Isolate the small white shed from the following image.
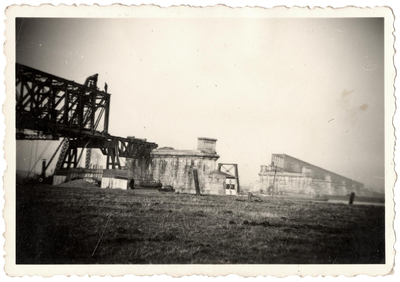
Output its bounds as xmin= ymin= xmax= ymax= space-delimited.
xmin=101 ymin=169 xmax=129 ymax=190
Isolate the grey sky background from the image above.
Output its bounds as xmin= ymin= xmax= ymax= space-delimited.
xmin=15 ymin=17 xmax=385 ymax=190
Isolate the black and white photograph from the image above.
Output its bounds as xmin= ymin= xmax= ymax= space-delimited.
xmin=2 ymin=2 xmax=397 ymax=278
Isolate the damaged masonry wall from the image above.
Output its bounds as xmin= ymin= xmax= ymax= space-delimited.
xmin=127 ymin=138 xmax=220 ymax=194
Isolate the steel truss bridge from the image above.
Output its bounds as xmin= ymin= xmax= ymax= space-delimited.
xmin=16 ymin=63 xmax=158 ymax=172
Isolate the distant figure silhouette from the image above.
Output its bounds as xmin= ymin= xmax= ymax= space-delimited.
xmin=104 ymin=82 xmax=108 ymax=93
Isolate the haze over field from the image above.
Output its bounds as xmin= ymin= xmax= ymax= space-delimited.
xmin=15 ymin=17 xmax=385 ymax=191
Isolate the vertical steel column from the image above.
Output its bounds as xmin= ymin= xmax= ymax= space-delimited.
xmin=64 ymin=90 xmax=69 ymax=125
xmin=77 ymin=90 xmax=83 ymax=133
xmin=106 ymin=141 xmax=121 ymax=170
xmin=91 ymin=92 xmax=96 ymax=134
xmin=104 ymin=95 xmax=110 ymax=134
xmin=55 ymin=138 xmax=70 ymax=172
xmin=85 ymin=148 xmax=91 ymax=168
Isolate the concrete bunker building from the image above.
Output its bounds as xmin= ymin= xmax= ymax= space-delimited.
xmin=127 ymin=137 xmax=234 ymax=194
xmin=259 ymin=154 xmax=364 ymax=196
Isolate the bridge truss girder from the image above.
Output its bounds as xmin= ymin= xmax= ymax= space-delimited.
xmin=60 ymin=136 xmax=158 ymax=170
xmin=15 ymin=63 xmax=158 ymax=171
xmin=16 ymin=63 xmax=110 ymax=138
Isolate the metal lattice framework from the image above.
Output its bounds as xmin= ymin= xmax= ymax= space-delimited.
xmin=16 ymin=63 xmax=158 ymax=170
xmin=16 ymin=63 xmax=110 ymax=138
xmin=218 ymin=163 xmax=240 ymax=192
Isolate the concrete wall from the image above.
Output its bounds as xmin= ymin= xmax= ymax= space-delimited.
xmin=203 ymin=172 xmax=227 ymax=195
xmin=127 ymin=137 xmax=220 ymax=194
xmin=259 ymin=154 xmax=364 ymax=196
xmin=259 ymin=172 xmax=313 ymax=195
xmin=272 ymin=154 xmax=302 ymax=173
xmin=126 ymin=158 xmax=152 ymax=184
xmin=271 ymin=154 xmax=364 ymax=192
xmin=150 ymin=155 xmax=219 ymax=193
xmin=197 ymin=137 xmax=217 ymax=154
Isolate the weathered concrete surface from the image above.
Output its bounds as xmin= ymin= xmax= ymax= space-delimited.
xmin=258 ymin=154 xmax=364 ymax=196
xmin=203 ymin=170 xmax=229 ymax=195
xmin=150 ymin=153 xmax=219 ymax=194
xmin=127 ymin=138 xmax=220 ymax=194
xmin=259 ymin=172 xmax=313 ymax=195
xmin=203 ymin=170 xmax=238 ymax=195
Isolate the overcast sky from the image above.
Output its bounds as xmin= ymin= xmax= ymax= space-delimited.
xmin=15 ymin=17 xmax=385 ymax=190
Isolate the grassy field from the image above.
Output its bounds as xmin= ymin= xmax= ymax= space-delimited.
xmin=16 ymin=183 xmax=385 ymax=264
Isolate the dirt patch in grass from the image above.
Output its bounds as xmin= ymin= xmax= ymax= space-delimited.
xmin=16 ymin=183 xmax=385 ymax=264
